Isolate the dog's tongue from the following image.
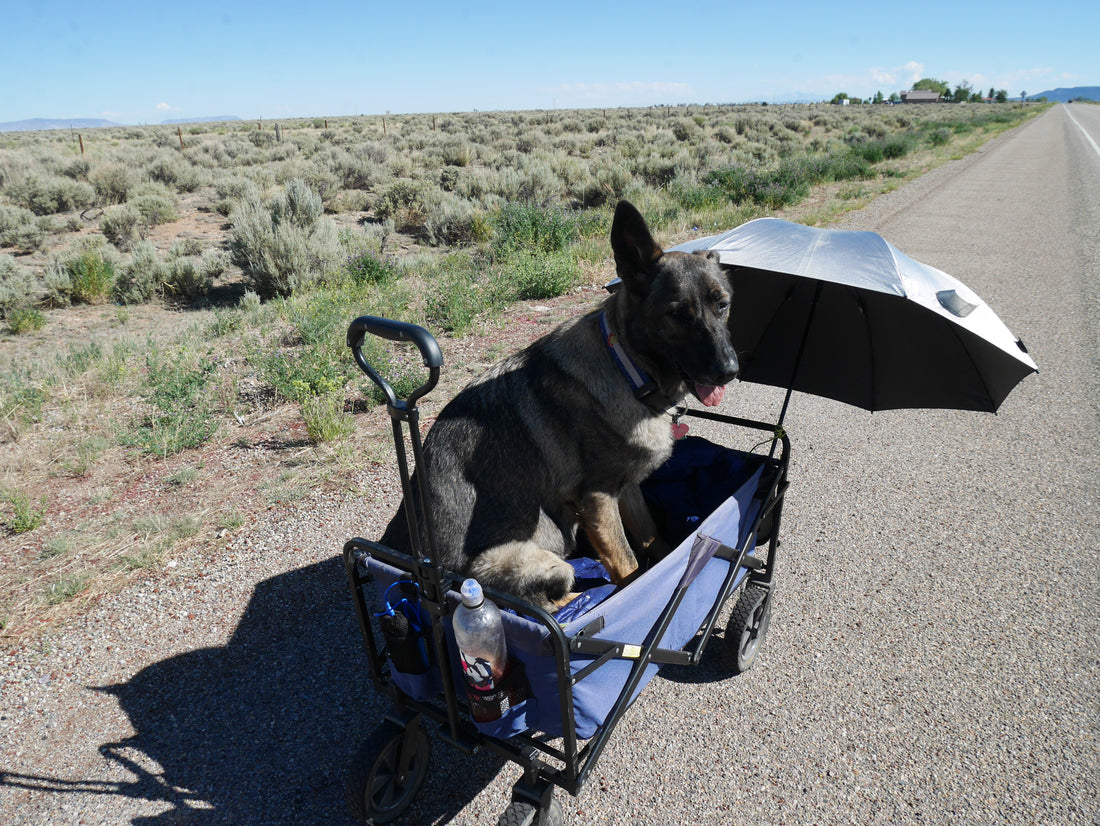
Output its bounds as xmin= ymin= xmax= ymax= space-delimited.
xmin=694 ymin=383 xmax=725 ymax=407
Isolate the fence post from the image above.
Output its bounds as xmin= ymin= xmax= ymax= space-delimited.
xmin=383 ymin=117 xmax=387 ymax=136
xmin=178 ymin=125 xmax=183 ymax=150
xmin=79 ymin=134 xmax=84 ymax=155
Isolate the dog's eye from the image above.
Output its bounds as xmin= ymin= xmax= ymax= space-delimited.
xmin=666 ymin=306 xmax=690 ymax=323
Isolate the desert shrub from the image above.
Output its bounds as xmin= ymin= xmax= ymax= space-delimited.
xmin=101 ymin=204 xmax=142 ymax=249
xmin=818 ymin=151 xmax=872 ymax=182
xmin=165 ymin=240 xmax=200 ymax=262
xmin=492 ymin=202 xmax=577 ymax=257
xmin=229 ymin=178 xmax=343 ymax=297
xmin=515 ymin=132 xmax=546 ymax=154
xmin=129 ymin=183 xmax=179 ymax=225
xmin=150 ymin=129 xmax=177 ymax=149
xmin=438 ymin=167 xmax=460 ymax=192
xmin=0 ymin=254 xmax=38 ymax=316
xmin=252 ymin=341 xmax=347 ymax=402
xmin=669 ymin=176 xmax=724 ymax=211
xmin=2 ymin=488 xmax=47 ymax=534
xmin=375 ymin=180 xmax=428 ymax=230
xmin=330 ymin=189 xmax=373 ymax=214
xmin=293 ymin=163 xmax=341 ymax=203
xmin=632 ymin=152 xmax=680 ymax=188
xmin=148 ymin=153 xmax=203 ymax=192
xmin=63 ymin=240 xmax=116 ymax=304
xmin=163 ymin=249 xmax=225 ymax=299
xmin=162 ymin=257 xmax=207 ymax=300
xmin=89 ymin=163 xmax=135 ymax=204
xmin=239 ymin=289 xmax=262 ymax=315
xmin=249 ymin=129 xmax=278 ymax=148
xmin=322 ymin=147 xmax=382 ymax=190
xmin=423 ymin=254 xmax=502 ymax=334
xmin=671 ymin=119 xmax=700 ymax=142
xmin=572 ymin=165 xmax=631 ymax=209
xmin=43 ymin=259 xmax=73 ymax=306
xmin=270 ymin=176 xmax=323 ymax=226
xmin=213 ymin=176 xmax=262 ymax=216
xmin=881 ymin=133 xmax=916 ymax=159
xmin=497 ymin=160 xmax=561 ymax=204
xmin=440 ymin=140 xmax=473 ymax=167
xmin=0 ymin=204 xmax=45 ymax=252
xmin=301 ymin=392 xmax=354 ymax=443
xmin=10 ymin=174 xmax=95 ymax=215
xmin=422 ymin=193 xmax=485 ymax=246
xmin=927 ymin=127 xmax=951 ymax=146
xmin=62 ymin=157 xmax=91 ymax=180
xmin=115 ymin=241 xmax=168 ymax=304
xmin=346 ymin=250 xmax=398 ymax=285
xmin=6 ymin=306 xmax=46 ymax=334
xmin=500 ymin=249 xmax=577 ymax=300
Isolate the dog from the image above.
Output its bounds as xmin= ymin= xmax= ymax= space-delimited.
xmin=380 ymin=201 xmax=739 ymax=610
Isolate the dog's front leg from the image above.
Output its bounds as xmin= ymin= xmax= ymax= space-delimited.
xmin=619 ymin=483 xmax=671 ymax=561
xmin=578 ymin=491 xmax=638 ymax=585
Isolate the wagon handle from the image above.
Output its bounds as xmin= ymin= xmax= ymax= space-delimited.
xmin=347 ymin=315 xmax=443 ymax=411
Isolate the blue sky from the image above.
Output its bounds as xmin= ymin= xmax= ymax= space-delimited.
xmin=3 ymin=0 xmax=1096 ymax=124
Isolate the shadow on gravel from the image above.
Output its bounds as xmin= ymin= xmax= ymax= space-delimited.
xmin=88 ymin=557 xmax=504 ymax=824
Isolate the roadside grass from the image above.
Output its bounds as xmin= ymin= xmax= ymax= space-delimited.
xmin=2 ymin=487 xmax=47 ymax=534
xmin=0 ymin=101 xmax=1048 ymax=645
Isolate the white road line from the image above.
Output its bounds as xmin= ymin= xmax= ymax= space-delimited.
xmin=1064 ymin=105 xmax=1100 ymax=160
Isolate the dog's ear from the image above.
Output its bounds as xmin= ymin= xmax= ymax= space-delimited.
xmin=693 ymin=249 xmax=722 ymax=265
xmin=611 ymin=201 xmax=662 ymax=290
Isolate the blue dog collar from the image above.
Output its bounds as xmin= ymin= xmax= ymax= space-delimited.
xmin=598 ymin=311 xmax=675 ymax=413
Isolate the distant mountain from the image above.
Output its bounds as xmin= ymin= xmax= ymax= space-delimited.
xmin=161 ymin=116 xmax=242 ymax=125
xmin=1027 ymin=86 xmax=1100 ymax=102
xmin=0 ymin=117 xmax=120 ymax=133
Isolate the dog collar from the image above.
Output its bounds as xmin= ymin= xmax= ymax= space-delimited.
xmin=598 ymin=311 xmax=676 ymax=414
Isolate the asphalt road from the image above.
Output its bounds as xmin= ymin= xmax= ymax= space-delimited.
xmin=2 ymin=104 xmax=1097 ymax=825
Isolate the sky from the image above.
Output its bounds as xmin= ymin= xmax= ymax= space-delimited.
xmin=3 ymin=0 xmax=1097 ymax=124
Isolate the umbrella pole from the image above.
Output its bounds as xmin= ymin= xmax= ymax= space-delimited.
xmin=771 ymin=279 xmax=823 ymax=456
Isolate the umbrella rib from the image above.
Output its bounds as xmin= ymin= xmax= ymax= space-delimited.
xmin=857 ymin=291 xmax=876 ymax=411
xmin=941 ymin=314 xmax=996 ymax=411
xmin=776 ymin=279 xmax=824 ymax=429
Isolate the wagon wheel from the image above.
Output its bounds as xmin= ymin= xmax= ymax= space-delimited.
xmin=497 ymin=794 xmax=564 ymax=826
xmin=346 ymin=720 xmax=431 ymax=824
xmin=721 ymin=585 xmax=772 ymax=674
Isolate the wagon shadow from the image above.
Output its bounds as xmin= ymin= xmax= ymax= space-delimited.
xmin=92 ymin=556 xmax=504 ymax=824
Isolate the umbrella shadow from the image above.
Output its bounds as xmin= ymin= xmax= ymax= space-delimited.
xmin=9 ymin=557 xmax=504 ymax=824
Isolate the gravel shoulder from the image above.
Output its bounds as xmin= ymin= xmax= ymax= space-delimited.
xmin=2 ymin=106 xmax=1098 ymax=825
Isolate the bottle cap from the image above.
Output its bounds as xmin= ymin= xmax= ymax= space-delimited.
xmin=459 ymin=578 xmax=484 ymax=608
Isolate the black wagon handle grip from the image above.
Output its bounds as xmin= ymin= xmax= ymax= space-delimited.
xmin=347 ymin=315 xmax=443 ymax=410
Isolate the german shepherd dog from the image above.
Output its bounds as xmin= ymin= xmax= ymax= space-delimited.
xmin=381 ymin=201 xmax=738 ymax=610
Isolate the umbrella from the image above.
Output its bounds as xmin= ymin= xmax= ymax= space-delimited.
xmin=669 ymin=217 xmax=1037 ymax=422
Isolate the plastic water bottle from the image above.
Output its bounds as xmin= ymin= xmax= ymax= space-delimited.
xmin=453 ymin=578 xmax=512 ymax=722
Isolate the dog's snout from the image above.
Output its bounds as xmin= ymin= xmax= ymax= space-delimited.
xmin=719 ymin=353 xmax=740 ymax=384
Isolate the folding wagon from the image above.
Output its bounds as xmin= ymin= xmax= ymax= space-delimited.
xmin=341 ymin=314 xmax=790 ymax=825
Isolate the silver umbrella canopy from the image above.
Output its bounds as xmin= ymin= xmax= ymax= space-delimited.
xmin=669 ymin=218 xmax=1038 ymax=420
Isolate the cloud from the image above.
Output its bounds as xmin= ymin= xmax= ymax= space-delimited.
xmin=868 ymin=61 xmax=925 ymax=91
xmin=155 ymin=102 xmax=173 ymax=111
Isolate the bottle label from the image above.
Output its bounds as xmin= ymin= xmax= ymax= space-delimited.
xmin=460 ymin=652 xmax=496 ymax=691
xmin=460 ymin=652 xmax=516 ymax=722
